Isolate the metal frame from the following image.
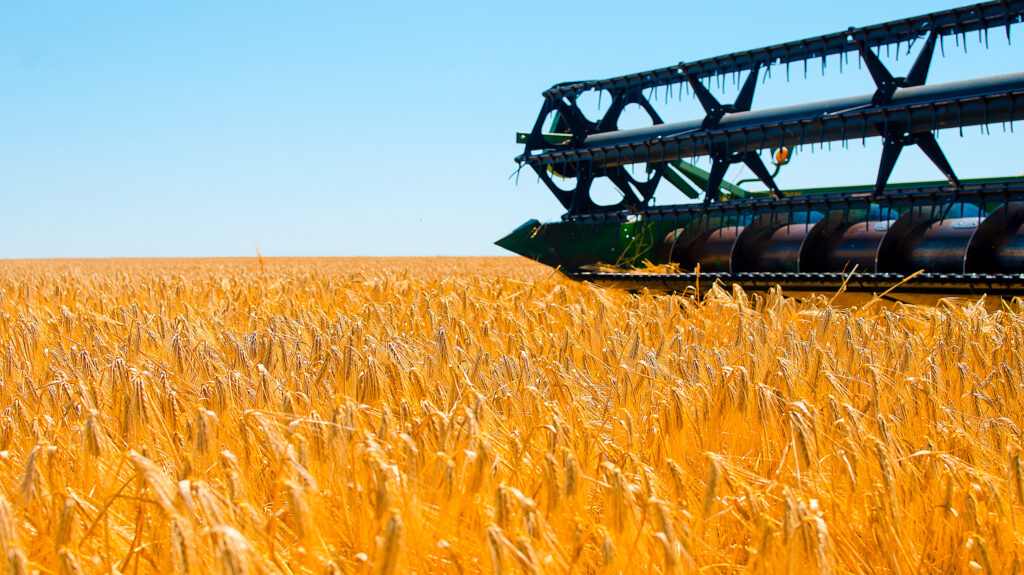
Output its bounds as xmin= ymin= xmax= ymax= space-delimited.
xmin=573 ymin=270 xmax=1024 ymax=297
xmin=518 ymin=1 xmax=1024 ymax=215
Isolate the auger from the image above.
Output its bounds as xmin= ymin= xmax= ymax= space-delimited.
xmin=500 ymin=1 xmax=1024 ymax=297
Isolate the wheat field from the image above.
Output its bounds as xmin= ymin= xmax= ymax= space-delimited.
xmin=0 ymin=257 xmax=1020 ymax=574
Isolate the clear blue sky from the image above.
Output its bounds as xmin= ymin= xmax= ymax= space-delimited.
xmin=2 ymin=1 xmax=1020 ymax=257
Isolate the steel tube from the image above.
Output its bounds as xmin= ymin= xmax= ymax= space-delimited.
xmin=524 ymin=73 xmax=1024 ymax=170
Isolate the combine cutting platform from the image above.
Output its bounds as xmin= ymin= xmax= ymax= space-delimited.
xmin=500 ymin=2 xmax=1024 ymax=297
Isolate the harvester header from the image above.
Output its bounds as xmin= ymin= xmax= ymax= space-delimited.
xmin=500 ymin=1 xmax=1024 ymax=298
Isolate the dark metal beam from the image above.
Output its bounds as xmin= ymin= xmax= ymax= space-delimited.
xmin=519 ymin=72 xmax=1024 ymax=172
xmin=542 ymin=0 xmax=1024 ymax=100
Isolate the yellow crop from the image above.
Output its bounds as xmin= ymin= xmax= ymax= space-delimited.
xmin=0 ymin=257 xmax=1020 ymax=573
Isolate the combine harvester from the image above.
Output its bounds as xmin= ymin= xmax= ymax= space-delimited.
xmin=500 ymin=1 xmax=1024 ymax=298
